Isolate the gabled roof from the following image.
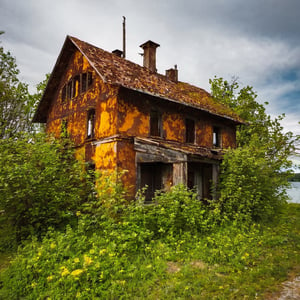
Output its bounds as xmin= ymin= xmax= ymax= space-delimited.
xmin=33 ymin=35 xmax=243 ymax=124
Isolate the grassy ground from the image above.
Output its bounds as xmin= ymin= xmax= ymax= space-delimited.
xmin=0 ymin=203 xmax=299 ymax=299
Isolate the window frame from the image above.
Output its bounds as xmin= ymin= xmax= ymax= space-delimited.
xmin=61 ymin=72 xmax=93 ymax=102
xmin=149 ymin=110 xmax=162 ymax=137
xmin=213 ymin=126 xmax=221 ymax=148
xmin=185 ymin=118 xmax=196 ymax=144
xmin=86 ymin=108 xmax=96 ymax=140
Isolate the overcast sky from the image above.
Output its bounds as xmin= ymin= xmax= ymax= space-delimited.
xmin=1 ymin=0 xmax=300 ymax=141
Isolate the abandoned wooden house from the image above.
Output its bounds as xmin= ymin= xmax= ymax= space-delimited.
xmin=33 ymin=35 xmax=243 ymax=201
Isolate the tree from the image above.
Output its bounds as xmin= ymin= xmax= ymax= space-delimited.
xmin=210 ymin=77 xmax=298 ymax=221
xmin=0 ymin=32 xmax=39 ymax=138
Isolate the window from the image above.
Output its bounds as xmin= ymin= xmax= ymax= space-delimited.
xmin=185 ymin=118 xmax=195 ymax=143
xmin=150 ymin=110 xmax=162 ymax=137
xmin=81 ymin=73 xmax=87 ymax=93
xmin=213 ymin=126 xmax=221 ymax=147
xmin=66 ymin=81 xmax=73 ymax=100
xmin=87 ymin=109 xmax=95 ymax=139
xmin=72 ymin=75 xmax=80 ymax=98
xmin=61 ymin=72 xmax=93 ymax=101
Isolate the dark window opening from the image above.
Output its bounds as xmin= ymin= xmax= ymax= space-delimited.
xmin=67 ymin=81 xmax=73 ymax=100
xmin=87 ymin=109 xmax=96 ymax=139
xmin=139 ymin=163 xmax=173 ymax=202
xmin=87 ymin=72 xmax=93 ymax=89
xmin=81 ymin=73 xmax=87 ymax=93
xmin=150 ymin=110 xmax=162 ymax=137
xmin=185 ymin=118 xmax=195 ymax=143
xmin=213 ymin=126 xmax=221 ymax=147
xmin=188 ymin=163 xmax=212 ymax=200
xmin=62 ymin=86 xmax=67 ymax=102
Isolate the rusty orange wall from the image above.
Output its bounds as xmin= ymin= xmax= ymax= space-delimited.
xmin=46 ymin=50 xmax=118 ymax=145
xmin=221 ymin=126 xmax=236 ymax=148
xmin=117 ymin=98 xmax=148 ymax=136
xmin=163 ymin=113 xmax=185 ymax=142
xmin=196 ymin=118 xmax=213 ymax=148
xmin=94 ymin=141 xmax=117 ymax=172
xmin=116 ymin=139 xmax=136 ymax=196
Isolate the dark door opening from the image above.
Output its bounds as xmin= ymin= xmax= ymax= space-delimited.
xmin=188 ymin=163 xmax=212 ymax=200
xmin=139 ymin=162 xmax=173 ymax=202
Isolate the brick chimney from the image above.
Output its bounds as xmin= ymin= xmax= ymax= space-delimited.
xmin=166 ymin=65 xmax=178 ymax=82
xmin=140 ymin=40 xmax=160 ymax=72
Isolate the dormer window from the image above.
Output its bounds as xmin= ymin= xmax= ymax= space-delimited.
xmin=213 ymin=126 xmax=221 ymax=147
xmin=62 ymin=72 xmax=93 ymax=102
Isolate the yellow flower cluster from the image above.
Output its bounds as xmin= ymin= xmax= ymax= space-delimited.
xmin=84 ymin=255 xmax=93 ymax=266
xmin=71 ymin=269 xmax=84 ymax=277
xmin=60 ymin=266 xmax=70 ymax=277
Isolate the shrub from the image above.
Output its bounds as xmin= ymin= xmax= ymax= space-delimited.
xmin=218 ymin=143 xmax=289 ymax=222
xmin=0 ymin=133 xmax=93 ymax=244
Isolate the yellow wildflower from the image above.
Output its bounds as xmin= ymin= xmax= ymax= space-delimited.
xmin=47 ymin=275 xmax=53 ymax=282
xmin=74 ymin=257 xmax=80 ymax=263
xmin=84 ymin=255 xmax=93 ymax=266
xmin=50 ymin=242 xmax=56 ymax=249
xmin=76 ymin=211 xmax=81 ymax=217
xmin=71 ymin=269 xmax=84 ymax=277
xmin=60 ymin=266 xmax=70 ymax=277
xmin=31 ymin=282 xmax=37 ymax=288
xmin=99 ymin=249 xmax=107 ymax=255
xmin=89 ymin=249 xmax=95 ymax=254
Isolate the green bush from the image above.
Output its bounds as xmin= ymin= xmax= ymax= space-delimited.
xmin=218 ymin=143 xmax=289 ymax=222
xmin=0 ymin=133 xmax=94 ymax=244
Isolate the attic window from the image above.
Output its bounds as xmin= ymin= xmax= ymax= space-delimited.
xmin=185 ymin=118 xmax=195 ymax=143
xmin=150 ymin=110 xmax=162 ymax=137
xmin=61 ymin=72 xmax=93 ymax=102
xmin=213 ymin=126 xmax=221 ymax=147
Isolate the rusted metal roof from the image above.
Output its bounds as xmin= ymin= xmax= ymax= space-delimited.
xmin=33 ymin=35 xmax=243 ymax=124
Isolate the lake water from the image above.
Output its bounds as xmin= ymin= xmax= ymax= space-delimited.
xmin=287 ymin=182 xmax=300 ymax=203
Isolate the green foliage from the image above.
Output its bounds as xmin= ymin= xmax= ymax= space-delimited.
xmin=0 ymin=32 xmax=40 ymax=138
xmin=210 ymin=77 xmax=298 ymax=221
xmin=0 ymin=132 xmax=93 ymax=244
xmin=218 ymin=144 xmax=290 ymax=222
xmin=127 ymin=185 xmax=221 ymax=239
xmin=1 ymin=180 xmax=299 ymax=299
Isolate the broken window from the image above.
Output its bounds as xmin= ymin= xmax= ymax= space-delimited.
xmin=87 ymin=109 xmax=95 ymax=139
xmin=213 ymin=126 xmax=221 ymax=147
xmin=61 ymin=72 xmax=93 ymax=102
xmin=185 ymin=118 xmax=195 ymax=143
xmin=150 ymin=110 xmax=162 ymax=137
